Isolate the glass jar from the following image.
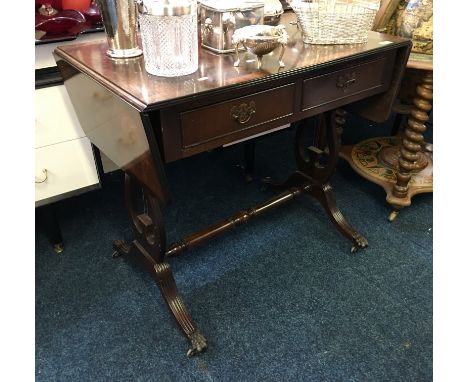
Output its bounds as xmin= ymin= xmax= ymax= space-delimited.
xmin=137 ymin=0 xmax=199 ymax=77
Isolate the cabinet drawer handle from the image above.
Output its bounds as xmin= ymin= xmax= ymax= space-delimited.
xmin=336 ymin=72 xmax=356 ymax=89
xmin=230 ymin=101 xmax=256 ymax=124
xmin=35 ymin=168 xmax=48 ymax=184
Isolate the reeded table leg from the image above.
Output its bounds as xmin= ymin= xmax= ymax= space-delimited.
xmin=115 ymin=174 xmax=207 ymax=356
xmin=307 ymin=182 xmax=368 ymax=253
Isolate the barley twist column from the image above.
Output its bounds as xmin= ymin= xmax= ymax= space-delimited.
xmin=391 ymin=71 xmax=433 ymax=207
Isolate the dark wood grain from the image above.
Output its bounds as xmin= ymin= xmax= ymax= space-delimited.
xmin=302 ymin=53 xmax=394 ymax=112
xmin=180 ymin=83 xmax=295 ymax=149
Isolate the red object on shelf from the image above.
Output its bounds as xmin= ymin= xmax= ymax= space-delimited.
xmin=36 ymin=0 xmax=64 ymax=10
xmin=62 ymin=0 xmax=91 ymax=12
xmin=83 ymin=1 xmax=102 ymax=25
xmin=35 ymin=5 xmax=87 ymax=35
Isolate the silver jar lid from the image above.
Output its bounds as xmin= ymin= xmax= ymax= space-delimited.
xmin=136 ymin=0 xmax=196 ymax=16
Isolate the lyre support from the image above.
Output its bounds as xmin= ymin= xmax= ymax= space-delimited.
xmin=121 ymin=174 xmax=207 ymax=356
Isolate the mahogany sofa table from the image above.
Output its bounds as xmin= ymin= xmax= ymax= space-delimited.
xmin=54 ymin=12 xmax=411 ymax=356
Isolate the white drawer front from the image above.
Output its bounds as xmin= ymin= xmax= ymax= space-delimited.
xmin=35 ymin=85 xmax=86 ymax=148
xmin=35 ymin=138 xmax=99 ymax=204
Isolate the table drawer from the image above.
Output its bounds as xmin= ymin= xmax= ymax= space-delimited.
xmin=301 ymin=52 xmax=395 ymax=111
xmin=35 ymin=138 xmax=99 ymax=206
xmin=180 ymin=83 xmax=295 ymax=149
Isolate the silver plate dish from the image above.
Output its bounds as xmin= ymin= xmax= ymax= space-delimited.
xmin=232 ymin=24 xmax=288 ymax=69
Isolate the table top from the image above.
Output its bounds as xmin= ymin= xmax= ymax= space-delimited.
xmin=54 ymin=12 xmax=410 ymax=112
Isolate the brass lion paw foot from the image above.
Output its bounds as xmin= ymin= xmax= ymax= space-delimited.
xmin=350 ymin=235 xmax=369 ymax=253
xmin=187 ymin=331 xmax=207 ymax=357
xmin=53 ymin=243 xmax=65 ymax=254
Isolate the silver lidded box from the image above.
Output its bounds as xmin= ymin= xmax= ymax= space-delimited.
xmin=199 ymin=0 xmax=265 ymax=53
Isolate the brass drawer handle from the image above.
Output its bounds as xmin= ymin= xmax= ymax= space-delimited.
xmin=336 ymin=72 xmax=356 ymax=89
xmin=230 ymin=101 xmax=256 ymax=124
xmin=35 ymin=168 xmax=48 ymax=184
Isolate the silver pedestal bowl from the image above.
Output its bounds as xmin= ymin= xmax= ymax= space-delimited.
xmin=232 ymin=25 xmax=288 ymax=69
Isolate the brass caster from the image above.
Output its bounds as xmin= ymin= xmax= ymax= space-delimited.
xmin=350 ymin=235 xmax=368 ymax=254
xmin=388 ymin=210 xmax=399 ymax=222
xmin=53 ymin=243 xmax=64 ymax=254
xmin=350 ymin=244 xmax=367 ymax=254
xmin=186 ymin=332 xmax=207 ymax=357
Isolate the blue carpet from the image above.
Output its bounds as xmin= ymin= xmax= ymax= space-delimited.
xmin=35 ymin=115 xmax=432 ymax=381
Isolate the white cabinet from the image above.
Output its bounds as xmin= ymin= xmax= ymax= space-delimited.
xmin=35 ymin=86 xmax=87 ymax=147
xmin=35 ymin=135 xmax=100 ymax=206
xmin=35 ymin=37 xmax=102 ymax=207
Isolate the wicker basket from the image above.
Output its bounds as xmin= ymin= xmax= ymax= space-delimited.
xmin=290 ymin=0 xmax=380 ymax=44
